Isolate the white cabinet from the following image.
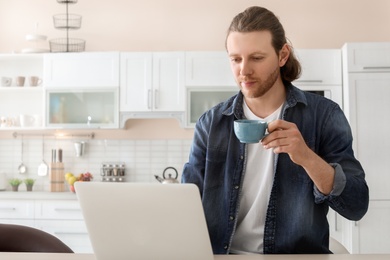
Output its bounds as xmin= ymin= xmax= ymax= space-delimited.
xmin=184 ymin=52 xmax=237 ymax=128
xmin=45 ymin=88 xmax=119 ymax=128
xmin=185 ymin=51 xmax=236 ymax=87
xmin=120 ymin=52 xmax=185 ymax=112
xmin=342 ymin=42 xmax=390 ymax=253
xmin=43 ymin=52 xmax=120 ymax=128
xmin=0 ymin=54 xmax=44 ymax=129
xmin=43 ymin=52 xmax=120 ymax=88
xmin=0 ymin=198 xmax=92 ymax=253
xmin=293 ymin=49 xmax=343 ymax=108
xmin=35 ymin=200 xmax=92 ymax=253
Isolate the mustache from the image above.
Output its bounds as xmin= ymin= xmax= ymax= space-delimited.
xmin=239 ymin=76 xmax=258 ymax=82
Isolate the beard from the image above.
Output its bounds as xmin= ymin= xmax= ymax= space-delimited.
xmin=239 ymin=66 xmax=280 ymax=98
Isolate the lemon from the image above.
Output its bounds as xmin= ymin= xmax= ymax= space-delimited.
xmin=65 ymin=172 xmax=74 ymax=181
xmin=68 ymin=176 xmax=77 ymax=186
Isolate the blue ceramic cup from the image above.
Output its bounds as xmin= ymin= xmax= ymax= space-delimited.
xmin=234 ymin=119 xmax=268 ymax=143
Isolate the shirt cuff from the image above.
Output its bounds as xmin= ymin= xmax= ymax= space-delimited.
xmin=314 ymin=163 xmax=346 ymax=200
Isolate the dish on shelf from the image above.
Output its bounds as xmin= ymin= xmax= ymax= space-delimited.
xmin=21 ymin=48 xmax=50 ymax=53
xmin=25 ymin=34 xmax=47 ymax=41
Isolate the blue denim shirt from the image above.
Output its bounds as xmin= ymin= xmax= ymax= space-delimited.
xmin=182 ymin=84 xmax=369 ymax=254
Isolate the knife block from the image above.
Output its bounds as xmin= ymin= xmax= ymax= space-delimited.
xmin=50 ymin=162 xmax=65 ymax=192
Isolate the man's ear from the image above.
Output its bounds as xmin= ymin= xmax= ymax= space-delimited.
xmin=279 ymin=44 xmax=290 ymax=67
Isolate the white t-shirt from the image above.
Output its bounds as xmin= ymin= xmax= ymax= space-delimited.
xmin=230 ymin=101 xmax=283 ymax=254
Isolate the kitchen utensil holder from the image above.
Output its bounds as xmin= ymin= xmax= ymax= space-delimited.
xmin=50 ymin=0 xmax=85 ymax=52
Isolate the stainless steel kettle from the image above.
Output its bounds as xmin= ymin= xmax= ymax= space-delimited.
xmin=154 ymin=167 xmax=179 ymax=184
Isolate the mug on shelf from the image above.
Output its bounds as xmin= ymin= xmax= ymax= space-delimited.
xmin=15 ymin=76 xmax=25 ymax=87
xmin=19 ymin=114 xmax=35 ymax=127
xmin=1 ymin=77 xmax=12 ymax=87
xmin=29 ymin=76 xmax=42 ymax=87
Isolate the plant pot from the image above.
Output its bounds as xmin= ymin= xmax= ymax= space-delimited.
xmin=26 ymin=184 xmax=33 ymax=192
xmin=11 ymin=185 xmax=19 ymax=192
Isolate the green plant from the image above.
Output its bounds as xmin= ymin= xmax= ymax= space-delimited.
xmin=24 ymin=178 xmax=35 ymax=186
xmin=8 ymin=178 xmax=22 ymax=186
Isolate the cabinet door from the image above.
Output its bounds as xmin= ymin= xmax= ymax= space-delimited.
xmin=344 ymin=73 xmax=390 ymax=200
xmin=294 ymin=49 xmax=342 ymax=85
xmin=35 ymin=220 xmax=92 ymax=253
xmin=120 ymin=52 xmax=153 ymax=112
xmin=46 ymin=88 xmax=119 ymax=128
xmin=153 ymin=52 xmax=185 ymax=111
xmin=0 ymin=200 xmax=35 ymax=219
xmin=35 ymin=200 xmax=84 ymax=220
xmin=352 ymin=201 xmax=390 ymax=253
xmin=185 ymin=51 xmax=236 ymax=87
xmin=44 ymin=52 xmax=120 ymax=87
xmin=343 ymin=42 xmax=390 ymax=72
xmin=120 ymin=52 xmax=185 ymax=112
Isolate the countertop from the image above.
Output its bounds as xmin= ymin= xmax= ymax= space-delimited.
xmin=0 ymin=253 xmax=390 ymax=260
xmin=0 ymin=191 xmax=78 ymax=200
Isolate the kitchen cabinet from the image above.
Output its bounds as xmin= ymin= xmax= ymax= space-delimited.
xmin=35 ymin=200 xmax=92 ymax=253
xmin=184 ymin=51 xmax=237 ymax=128
xmin=0 ymin=198 xmax=92 ymax=253
xmin=43 ymin=52 xmax=120 ymax=128
xmin=293 ymin=49 xmax=343 ymax=108
xmin=342 ymin=42 xmax=390 ymax=253
xmin=45 ymin=88 xmax=119 ymax=128
xmin=43 ymin=52 xmax=120 ymax=88
xmin=185 ymin=51 xmax=236 ymax=87
xmin=0 ymin=54 xmax=44 ymax=129
xmin=120 ymin=52 xmax=185 ymax=112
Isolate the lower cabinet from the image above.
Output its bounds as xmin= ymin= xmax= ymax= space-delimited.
xmin=35 ymin=219 xmax=91 ymax=253
xmin=0 ymin=199 xmax=92 ymax=253
xmin=34 ymin=200 xmax=92 ymax=253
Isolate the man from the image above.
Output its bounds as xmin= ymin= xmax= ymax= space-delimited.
xmin=182 ymin=6 xmax=369 ymax=254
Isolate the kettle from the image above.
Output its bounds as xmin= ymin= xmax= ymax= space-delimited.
xmin=154 ymin=167 xmax=179 ymax=184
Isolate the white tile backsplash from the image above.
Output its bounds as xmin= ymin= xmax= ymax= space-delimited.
xmin=0 ymin=138 xmax=192 ymax=191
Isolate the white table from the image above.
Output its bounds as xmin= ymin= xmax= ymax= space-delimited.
xmin=0 ymin=253 xmax=390 ymax=260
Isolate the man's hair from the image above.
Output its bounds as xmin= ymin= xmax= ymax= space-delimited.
xmin=226 ymin=6 xmax=301 ymax=83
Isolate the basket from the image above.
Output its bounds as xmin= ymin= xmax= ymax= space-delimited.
xmin=49 ymin=38 xmax=85 ymax=52
xmin=53 ymin=14 xmax=82 ymax=30
xmin=57 ymin=0 xmax=78 ymax=4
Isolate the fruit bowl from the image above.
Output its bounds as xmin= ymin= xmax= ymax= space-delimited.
xmin=65 ymin=172 xmax=93 ymax=193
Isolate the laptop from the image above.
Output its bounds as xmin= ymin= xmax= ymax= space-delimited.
xmin=75 ymin=182 xmax=214 ymax=260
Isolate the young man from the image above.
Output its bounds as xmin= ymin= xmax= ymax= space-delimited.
xmin=182 ymin=6 xmax=369 ymax=254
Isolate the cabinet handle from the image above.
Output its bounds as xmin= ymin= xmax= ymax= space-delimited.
xmin=335 ymin=211 xmax=338 ymax=231
xmin=154 ymin=89 xmax=159 ymax=109
xmin=0 ymin=207 xmax=16 ymax=211
xmin=147 ymin=89 xmax=152 ymax=109
xmin=294 ymin=80 xmax=323 ymax=83
xmin=363 ymin=66 xmax=390 ymax=70
xmin=54 ymin=208 xmax=81 ymax=212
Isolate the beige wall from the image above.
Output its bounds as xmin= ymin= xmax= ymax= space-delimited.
xmin=1 ymin=0 xmax=389 ymax=139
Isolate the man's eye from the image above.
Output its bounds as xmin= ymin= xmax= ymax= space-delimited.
xmin=231 ymin=58 xmax=241 ymax=63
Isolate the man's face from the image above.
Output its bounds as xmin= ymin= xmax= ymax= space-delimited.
xmin=226 ymin=31 xmax=285 ymax=99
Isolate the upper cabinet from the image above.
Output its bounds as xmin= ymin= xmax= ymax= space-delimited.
xmin=185 ymin=51 xmax=236 ymax=87
xmin=120 ymin=52 xmax=185 ymax=113
xmin=43 ymin=52 xmax=120 ymax=88
xmin=343 ymin=42 xmax=390 ymax=72
xmin=294 ymin=49 xmax=342 ymax=85
xmin=43 ymin=52 xmax=120 ymax=129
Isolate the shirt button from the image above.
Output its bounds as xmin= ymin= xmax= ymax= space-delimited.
xmin=234 ymin=185 xmax=239 ymax=190
xmin=230 ymin=216 xmax=234 ymax=221
xmin=240 ymin=155 xmax=244 ymax=160
xmin=224 ymin=245 xmax=228 ymax=250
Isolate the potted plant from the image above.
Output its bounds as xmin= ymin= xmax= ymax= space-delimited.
xmin=8 ymin=178 xmax=22 ymax=192
xmin=24 ymin=178 xmax=35 ymax=192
